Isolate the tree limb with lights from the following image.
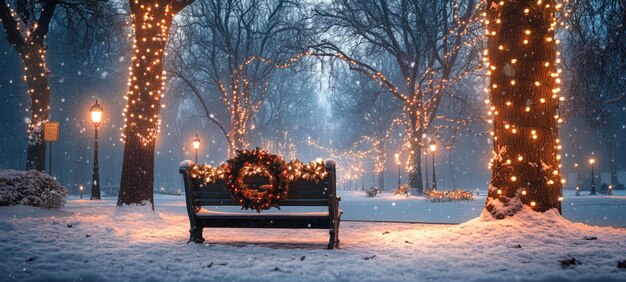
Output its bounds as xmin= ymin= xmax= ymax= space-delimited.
xmin=312 ymin=0 xmax=482 ymax=195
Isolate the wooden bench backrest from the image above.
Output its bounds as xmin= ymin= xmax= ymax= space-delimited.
xmin=181 ymin=160 xmax=336 ymax=207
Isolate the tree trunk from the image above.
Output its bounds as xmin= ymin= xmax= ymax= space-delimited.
xmin=227 ymin=115 xmax=247 ymax=158
xmin=485 ymin=0 xmax=562 ymax=218
xmin=119 ymin=136 xmax=155 ymax=206
xmin=23 ymin=45 xmax=51 ymax=171
xmin=408 ymin=136 xmax=424 ymax=195
xmin=605 ymin=127 xmax=620 ymax=186
xmin=119 ymin=1 xmax=192 ymax=207
xmin=377 ymin=169 xmax=384 ymax=191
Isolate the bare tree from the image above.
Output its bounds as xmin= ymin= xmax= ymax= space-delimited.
xmin=313 ymin=0 xmax=480 ymax=194
xmin=565 ymin=0 xmax=625 ymax=188
xmin=328 ymin=63 xmax=402 ymax=191
xmin=255 ymin=66 xmax=323 ymax=158
xmin=169 ymin=0 xmax=311 ymax=157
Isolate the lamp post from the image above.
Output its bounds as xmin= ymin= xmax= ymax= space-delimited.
xmin=429 ymin=140 xmax=437 ymax=190
xmin=395 ymin=153 xmax=401 ymax=189
xmin=589 ymin=158 xmax=596 ymax=195
xmin=192 ymin=134 xmax=201 ymax=163
xmin=574 ymin=163 xmax=580 ymax=196
xmin=89 ymin=99 xmax=103 ymax=200
xmin=424 ymin=150 xmax=430 ymax=190
xmin=79 ymin=185 xmax=83 ymax=199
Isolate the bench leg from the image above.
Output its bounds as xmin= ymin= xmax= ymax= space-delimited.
xmin=328 ymin=229 xmax=336 ymax=250
xmin=335 ymin=220 xmax=340 ymax=248
xmin=328 ymin=220 xmax=340 ymax=249
xmin=189 ymin=227 xmax=205 ymax=244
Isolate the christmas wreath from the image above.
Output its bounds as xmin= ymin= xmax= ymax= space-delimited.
xmin=224 ymin=148 xmax=289 ymax=212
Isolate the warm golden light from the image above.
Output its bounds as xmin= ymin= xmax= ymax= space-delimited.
xmin=192 ymin=134 xmax=201 ymax=150
xmin=589 ymin=158 xmax=595 ymax=165
xmin=429 ymin=140 xmax=437 ymax=153
xmin=90 ymin=99 xmax=103 ymax=125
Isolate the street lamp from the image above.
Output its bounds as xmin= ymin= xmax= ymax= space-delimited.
xmin=192 ymin=134 xmax=201 ymax=163
xmin=424 ymin=150 xmax=430 ymax=190
xmin=79 ymin=185 xmax=84 ymax=199
xmin=589 ymin=157 xmax=596 ymax=195
xmin=574 ymin=163 xmax=580 ymax=196
xmin=395 ymin=153 xmax=401 ymax=189
xmin=429 ymin=140 xmax=437 ymax=190
xmin=89 ymin=99 xmax=103 ymax=200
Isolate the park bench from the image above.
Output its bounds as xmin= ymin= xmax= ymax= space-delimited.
xmin=179 ymin=159 xmax=342 ymax=249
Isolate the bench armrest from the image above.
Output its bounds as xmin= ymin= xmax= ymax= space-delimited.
xmin=179 ymin=160 xmax=195 ymax=174
xmin=179 ymin=160 xmax=200 ymax=242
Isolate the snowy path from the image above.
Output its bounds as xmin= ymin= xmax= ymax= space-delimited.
xmin=1 ymin=194 xmax=626 ymax=281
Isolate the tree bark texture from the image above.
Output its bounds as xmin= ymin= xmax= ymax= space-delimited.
xmin=485 ymin=0 xmax=562 ymax=218
xmin=24 ymin=44 xmax=50 ymax=171
xmin=605 ymin=127 xmax=621 ymax=186
xmin=377 ymin=169 xmax=384 ymax=191
xmin=408 ymin=130 xmax=424 ymax=195
xmin=118 ymin=0 xmax=193 ymax=207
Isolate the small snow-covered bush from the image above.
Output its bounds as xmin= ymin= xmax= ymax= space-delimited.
xmin=0 ymin=170 xmax=67 ymax=209
xmin=424 ymin=189 xmax=474 ymax=202
xmin=365 ymin=188 xmax=380 ymax=197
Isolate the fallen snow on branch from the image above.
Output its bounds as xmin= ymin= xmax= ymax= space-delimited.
xmin=0 ymin=196 xmax=625 ymax=281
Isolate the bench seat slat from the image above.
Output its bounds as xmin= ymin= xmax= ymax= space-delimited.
xmin=198 ymin=218 xmax=332 ymax=229
xmin=192 ymin=186 xmax=329 ymax=199
xmin=196 ymin=210 xmax=342 ymax=217
xmin=193 ymin=191 xmax=329 ymax=199
xmin=194 ymin=199 xmax=329 ymax=206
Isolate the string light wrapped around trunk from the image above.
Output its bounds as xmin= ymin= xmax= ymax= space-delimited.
xmin=483 ymin=0 xmax=564 ymax=218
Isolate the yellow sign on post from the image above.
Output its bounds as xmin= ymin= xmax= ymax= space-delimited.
xmin=44 ymin=121 xmax=59 ymax=142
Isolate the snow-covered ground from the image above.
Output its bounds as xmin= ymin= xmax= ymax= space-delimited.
xmin=338 ymin=190 xmax=626 ymax=227
xmin=1 ymin=192 xmax=625 ymax=281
